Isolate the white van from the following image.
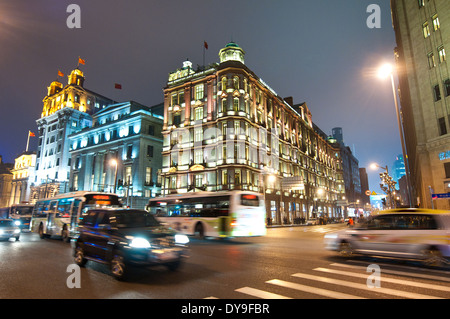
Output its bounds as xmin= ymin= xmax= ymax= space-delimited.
xmin=324 ymin=208 xmax=450 ymax=267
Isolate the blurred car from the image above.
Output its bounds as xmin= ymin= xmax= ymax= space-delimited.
xmin=324 ymin=208 xmax=450 ymax=267
xmin=72 ymin=208 xmax=189 ymax=280
xmin=0 ymin=219 xmax=21 ymax=241
xmin=305 ymin=218 xmax=318 ymax=226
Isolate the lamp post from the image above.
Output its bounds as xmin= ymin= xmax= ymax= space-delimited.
xmin=111 ymin=159 xmax=118 ymax=194
xmin=378 ymin=63 xmax=413 ymax=207
xmin=370 ymin=163 xmax=396 ymax=209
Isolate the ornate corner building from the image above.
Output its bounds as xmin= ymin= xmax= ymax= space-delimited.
xmin=161 ymin=42 xmax=345 ymax=224
xmin=31 ymin=68 xmax=114 ymax=201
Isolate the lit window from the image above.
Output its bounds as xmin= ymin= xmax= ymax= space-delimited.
xmin=432 ymin=15 xmax=440 ymax=31
xmin=438 ymin=46 xmax=446 ymax=63
xmin=195 ymin=84 xmax=204 ymax=100
xmin=233 ymin=98 xmax=239 ymax=111
xmin=423 ymin=22 xmax=430 ymax=38
xmin=194 ymin=106 xmax=203 ymax=121
xmin=194 ymin=128 xmax=203 ymax=142
xmin=221 ymin=77 xmax=227 ymax=91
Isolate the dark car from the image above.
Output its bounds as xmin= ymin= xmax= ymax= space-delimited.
xmin=72 ymin=208 xmax=189 ymax=280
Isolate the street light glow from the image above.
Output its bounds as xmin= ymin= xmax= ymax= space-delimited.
xmin=378 ymin=63 xmax=393 ymax=79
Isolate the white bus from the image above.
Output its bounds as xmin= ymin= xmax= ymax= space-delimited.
xmin=146 ymin=191 xmax=267 ymax=239
xmin=30 ymin=191 xmax=122 ymax=242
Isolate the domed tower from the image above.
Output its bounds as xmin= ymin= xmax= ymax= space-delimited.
xmin=68 ymin=68 xmax=85 ymax=87
xmin=218 ymin=42 xmax=245 ymax=64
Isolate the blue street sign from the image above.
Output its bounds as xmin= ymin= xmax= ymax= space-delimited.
xmin=432 ymin=193 xmax=450 ymax=199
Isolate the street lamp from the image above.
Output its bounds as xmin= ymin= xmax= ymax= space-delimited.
xmin=370 ymin=162 xmax=396 ymax=209
xmin=377 ymin=63 xmax=413 ymax=207
xmin=111 ymin=159 xmax=118 ymax=194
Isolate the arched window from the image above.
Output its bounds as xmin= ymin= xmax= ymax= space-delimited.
xmin=233 ymin=76 xmax=240 ymax=90
xmin=221 ymin=77 xmax=227 ymax=91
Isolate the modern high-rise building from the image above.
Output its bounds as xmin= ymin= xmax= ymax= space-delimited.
xmin=391 ymin=0 xmax=450 ymax=209
xmin=161 ymin=42 xmax=345 ymax=224
xmin=31 ymin=68 xmax=114 ymax=201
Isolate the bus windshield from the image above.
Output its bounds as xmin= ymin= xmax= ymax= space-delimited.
xmin=11 ymin=206 xmax=33 ymax=216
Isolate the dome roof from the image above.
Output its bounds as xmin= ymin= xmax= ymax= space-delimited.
xmin=225 ymin=42 xmax=240 ymax=48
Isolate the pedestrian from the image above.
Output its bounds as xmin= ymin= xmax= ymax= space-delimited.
xmin=347 ymin=217 xmax=354 ymax=227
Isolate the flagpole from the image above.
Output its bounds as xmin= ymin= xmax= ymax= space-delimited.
xmin=26 ymin=132 xmax=30 ymax=152
xmin=203 ymin=43 xmax=205 ymax=70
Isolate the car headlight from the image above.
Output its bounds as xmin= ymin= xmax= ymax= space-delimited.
xmin=14 ymin=229 xmax=20 ymax=234
xmin=14 ymin=221 xmax=21 ymax=226
xmin=0 ymin=230 xmax=3 ymax=235
xmin=175 ymin=234 xmax=189 ymax=245
xmin=129 ymin=237 xmax=151 ymax=249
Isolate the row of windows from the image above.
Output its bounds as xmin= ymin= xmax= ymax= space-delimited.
xmin=422 ymin=14 xmax=440 ymax=38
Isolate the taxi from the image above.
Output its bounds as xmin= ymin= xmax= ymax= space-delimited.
xmin=324 ymin=208 xmax=450 ymax=267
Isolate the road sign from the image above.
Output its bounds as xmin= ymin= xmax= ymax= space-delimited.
xmin=432 ymin=193 xmax=450 ymax=200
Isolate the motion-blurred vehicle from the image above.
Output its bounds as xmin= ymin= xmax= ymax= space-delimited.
xmin=73 ymin=208 xmax=189 ymax=280
xmin=324 ymin=208 xmax=450 ymax=267
xmin=306 ymin=218 xmax=318 ymax=226
xmin=0 ymin=219 xmax=21 ymax=241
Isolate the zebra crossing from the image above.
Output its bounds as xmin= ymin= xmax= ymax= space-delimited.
xmin=205 ymin=261 xmax=450 ymax=299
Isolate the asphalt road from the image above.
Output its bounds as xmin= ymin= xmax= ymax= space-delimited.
xmin=1 ymin=223 xmax=450 ymax=301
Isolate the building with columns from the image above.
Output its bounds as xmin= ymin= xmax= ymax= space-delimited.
xmin=68 ymin=101 xmax=164 ymax=208
xmin=9 ymin=151 xmax=36 ymax=205
xmin=161 ymin=42 xmax=345 ymax=224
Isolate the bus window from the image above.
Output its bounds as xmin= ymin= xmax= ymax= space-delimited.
xmin=57 ymin=198 xmax=72 ymax=218
xmin=70 ymin=199 xmax=82 ymax=230
xmin=49 ymin=201 xmax=58 ymax=213
xmin=240 ymin=194 xmax=260 ymax=206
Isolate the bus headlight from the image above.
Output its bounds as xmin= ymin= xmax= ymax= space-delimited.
xmin=14 ymin=229 xmax=20 ymax=234
xmin=129 ymin=237 xmax=151 ymax=249
xmin=175 ymin=234 xmax=189 ymax=245
xmin=14 ymin=221 xmax=21 ymax=226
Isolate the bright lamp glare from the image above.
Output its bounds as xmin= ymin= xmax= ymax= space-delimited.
xmin=130 ymin=237 xmax=151 ymax=248
xmin=175 ymin=234 xmax=189 ymax=244
xmin=378 ymin=64 xmax=393 ymax=79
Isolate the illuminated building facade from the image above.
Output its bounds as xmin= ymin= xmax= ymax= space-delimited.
xmin=68 ymin=101 xmax=164 ymax=208
xmin=9 ymin=151 xmax=36 ymax=205
xmin=391 ymin=0 xmax=450 ymax=209
xmin=31 ymin=68 xmax=114 ymax=201
xmin=161 ymin=42 xmax=344 ymax=224
xmin=0 ymin=156 xmax=13 ymax=208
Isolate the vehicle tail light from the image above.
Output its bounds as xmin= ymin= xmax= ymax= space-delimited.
xmin=230 ymin=219 xmax=238 ymax=228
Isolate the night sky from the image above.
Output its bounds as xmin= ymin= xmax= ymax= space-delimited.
xmin=0 ymin=0 xmax=399 ymax=194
